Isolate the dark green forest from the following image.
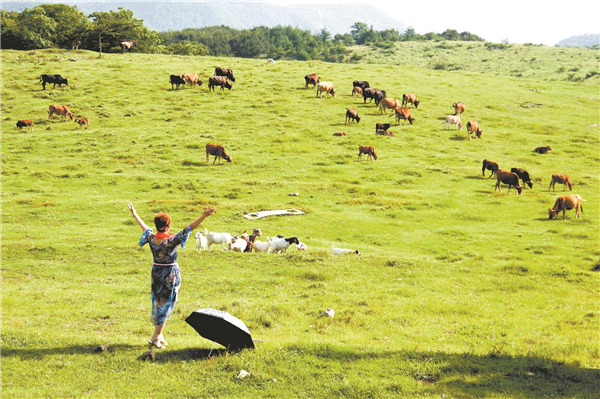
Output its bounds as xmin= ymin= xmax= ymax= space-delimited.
xmin=1 ymin=4 xmax=486 ymax=61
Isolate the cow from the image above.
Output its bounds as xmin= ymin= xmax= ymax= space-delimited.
xmin=352 ymin=80 xmax=370 ymax=94
xmin=510 ymin=168 xmax=533 ymax=188
xmin=75 ymin=117 xmax=90 ymax=129
xmin=316 ymin=82 xmax=336 ymax=98
xmin=466 ymin=120 xmax=482 ymax=140
xmin=208 ymin=76 xmax=232 ymax=91
xmin=352 ymin=86 xmax=363 ymax=97
xmin=71 ymin=40 xmax=81 ymax=50
xmin=548 ymin=195 xmax=583 ymax=220
xmin=534 ymin=146 xmax=553 ymax=154
xmin=345 ymin=109 xmax=360 ymax=124
xmin=358 ymin=146 xmax=377 ymax=161
xmin=40 ymin=74 xmax=68 ymax=90
xmin=402 ymin=93 xmax=420 ymax=108
xmin=169 ymin=75 xmax=186 ymax=90
xmin=363 ymin=88 xmax=378 ymax=103
xmin=120 ymin=41 xmax=137 ymax=54
xmin=48 ymin=105 xmax=74 ymax=122
xmin=495 ymin=170 xmax=523 ymax=195
xmin=391 ymin=107 xmax=415 ymax=125
xmin=183 ymin=73 xmax=202 ymax=88
xmin=482 ymin=159 xmax=499 ymax=178
xmin=549 ymin=174 xmax=573 ymax=191
xmin=453 ymin=102 xmax=465 ymax=116
xmin=376 ymin=130 xmax=395 ymax=137
xmin=215 ymin=67 xmax=236 ymax=82
xmin=333 ymin=132 xmax=347 ymax=136
xmin=443 ymin=115 xmax=463 ymax=130
xmin=304 ymin=74 xmax=320 ymax=89
xmin=375 ymin=123 xmax=391 ymax=133
xmin=206 ymin=143 xmax=232 ymax=164
xmin=16 ymin=119 xmax=33 ymax=132
xmin=373 ymin=90 xmax=387 ymax=106
xmin=378 ymin=98 xmax=401 ymax=114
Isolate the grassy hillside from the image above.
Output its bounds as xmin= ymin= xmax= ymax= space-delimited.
xmin=1 ymin=45 xmax=599 ymax=398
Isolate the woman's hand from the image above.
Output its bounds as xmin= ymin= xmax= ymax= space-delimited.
xmin=128 ymin=203 xmax=136 ymax=215
xmin=203 ymin=207 xmax=217 ymax=217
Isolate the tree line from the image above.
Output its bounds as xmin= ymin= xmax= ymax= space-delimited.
xmin=1 ymin=4 xmax=486 ymax=61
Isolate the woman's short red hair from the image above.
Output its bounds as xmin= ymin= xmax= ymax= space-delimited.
xmin=154 ymin=213 xmax=171 ymax=232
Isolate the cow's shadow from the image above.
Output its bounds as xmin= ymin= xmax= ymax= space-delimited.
xmin=449 ymin=136 xmax=467 ymax=141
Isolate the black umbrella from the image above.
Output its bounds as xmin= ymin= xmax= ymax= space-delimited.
xmin=185 ymin=308 xmax=255 ymax=351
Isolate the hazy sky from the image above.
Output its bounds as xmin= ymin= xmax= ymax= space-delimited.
xmin=269 ymin=0 xmax=599 ymax=45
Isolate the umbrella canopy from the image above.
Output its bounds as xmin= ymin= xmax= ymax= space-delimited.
xmin=185 ymin=308 xmax=255 ymax=351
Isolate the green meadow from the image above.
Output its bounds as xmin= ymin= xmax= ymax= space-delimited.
xmin=1 ymin=42 xmax=599 ymax=398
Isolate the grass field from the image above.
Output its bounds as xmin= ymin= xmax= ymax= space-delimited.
xmin=1 ymin=42 xmax=599 ymax=398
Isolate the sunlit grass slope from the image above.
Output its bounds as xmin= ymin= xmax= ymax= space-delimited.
xmin=1 ymin=45 xmax=599 ymax=398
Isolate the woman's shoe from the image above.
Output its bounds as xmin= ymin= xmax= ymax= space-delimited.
xmin=148 ymin=339 xmax=163 ymax=349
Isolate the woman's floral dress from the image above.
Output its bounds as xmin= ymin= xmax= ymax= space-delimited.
xmin=139 ymin=226 xmax=191 ymax=325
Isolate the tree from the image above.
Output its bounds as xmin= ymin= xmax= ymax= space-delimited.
xmin=36 ymin=4 xmax=90 ymax=49
xmin=402 ymin=27 xmax=416 ymax=41
xmin=350 ymin=22 xmax=371 ymax=44
xmin=88 ymin=8 xmax=150 ymax=56
xmin=319 ymin=28 xmax=332 ymax=44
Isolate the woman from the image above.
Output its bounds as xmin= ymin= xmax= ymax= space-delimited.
xmin=128 ymin=203 xmax=216 ymax=349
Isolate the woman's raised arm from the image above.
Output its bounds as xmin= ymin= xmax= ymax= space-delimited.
xmin=189 ymin=207 xmax=217 ymax=231
xmin=128 ymin=203 xmax=149 ymax=231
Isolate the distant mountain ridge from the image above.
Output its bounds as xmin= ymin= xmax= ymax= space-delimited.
xmin=556 ymin=33 xmax=599 ymax=47
xmin=1 ymin=1 xmax=406 ymax=34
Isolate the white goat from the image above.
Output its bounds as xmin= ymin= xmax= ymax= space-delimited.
xmin=270 ymin=236 xmax=300 ymax=253
xmin=443 ymin=115 xmax=463 ymax=130
xmin=253 ymin=237 xmax=272 ymax=253
xmin=332 ymin=245 xmax=360 ymax=255
xmin=205 ymin=229 xmax=233 ymax=250
xmin=195 ymin=230 xmax=207 ymax=251
xmin=230 ymin=236 xmax=248 ymax=252
xmin=296 ymin=242 xmax=308 ymax=251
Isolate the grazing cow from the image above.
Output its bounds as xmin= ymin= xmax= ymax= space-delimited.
xmin=466 ymin=120 xmax=482 ymax=140
xmin=549 ymin=174 xmax=573 ymax=191
xmin=345 ymin=108 xmax=360 ymax=124
xmin=183 ymin=73 xmax=202 ymax=88
xmin=482 ymin=159 xmax=499 ymax=178
xmin=510 ymin=168 xmax=533 ymax=188
xmin=443 ymin=115 xmax=463 ymax=130
xmin=548 ymin=195 xmax=583 ymax=220
xmin=16 ymin=119 xmax=33 ymax=132
xmin=402 ymin=93 xmax=420 ymax=108
xmin=40 ymin=74 xmax=68 ymax=90
xmin=358 ymin=145 xmax=377 ymax=161
xmin=495 ymin=170 xmax=523 ymax=195
xmin=316 ymin=82 xmax=336 ymax=98
xmin=120 ymin=41 xmax=137 ymax=54
xmin=352 ymin=80 xmax=370 ymax=94
xmin=215 ymin=67 xmax=236 ymax=82
xmin=48 ymin=105 xmax=74 ymax=122
xmin=378 ymin=98 xmax=400 ymax=114
xmin=453 ymin=102 xmax=465 ymax=116
xmin=71 ymin=40 xmax=81 ymax=50
xmin=74 ymin=117 xmax=90 ymax=129
xmin=333 ymin=132 xmax=347 ymax=136
xmin=534 ymin=146 xmax=553 ymax=154
xmin=352 ymin=86 xmax=363 ymax=97
xmin=206 ymin=143 xmax=232 ymax=164
xmin=375 ymin=123 xmax=391 ymax=132
xmin=391 ymin=107 xmax=415 ymax=125
xmin=363 ymin=88 xmax=378 ymax=103
xmin=169 ymin=75 xmax=186 ymax=89
xmin=208 ymin=76 xmax=232 ymax=91
xmin=304 ymin=74 xmax=320 ymax=89
xmin=373 ymin=90 xmax=387 ymax=106
xmin=376 ymin=130 xmax=395 ymax=137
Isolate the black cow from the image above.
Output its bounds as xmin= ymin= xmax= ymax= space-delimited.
xmin=170 ymin=75 xmax=185 ymax=89
xmin=352 ymin=80 xmax=370 ymax=95
xmin=363 ymin=88 xmax=378 ymax=103
xmin=375 ymin=123 xmax=391 ymax=133
xmin=373 ymin=90 xmax=387 ymax=106
xmin=304 ymin=74 xmax=320 ymax=89
xmin=215 ymin=67 xmax=236 ymax=82
xmin=40 ymin=74 xmax=68 ymax=90
xmin=510 ymin=168 xmax=534 ymax=189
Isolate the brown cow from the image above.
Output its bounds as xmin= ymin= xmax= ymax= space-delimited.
xmin=206 ymin=143 xmax=232 ymax=164
xmin=390 ymin=107 xmax=415 ymax=125
xmin=376 ymin=130 xmax=395 ymax=137
xmin=48 ymin=105 xmax=74 ymax=122
xmin=75 ymin=117 xmax=90 ymax=129
xmin=72 ymin=40 xmax=81 ymax=50
xmin=352 ymin=86 xmax=363 ymax=97
xmin=378 ymin=98 xmax=401 ymax=114
xmin=120 ymin=41 xmax=137 ymax=54
xmin=183 ymin=73 xmax=203 ymax=88
xmin=16 ymin=119 xmax=33 ymax=132
xmin=534 ymin=146 xmax=553 ymax=154
xmin=345 ymin=108 xmax=360 ymax=124
xmin=495 ymin=170 xmax=523 ymax=195
xmin=333 ymin=132 xmax=347 ymax=136
xmin=548 ymin=195 xmax=583 ymax=220
xmin=466 ymin=120 xmax=482 ymax=140
xmin=358 ymin=146 xmax=377 ymax=161
xmin=402 ymin=93 xmax=420 ymax=108
xmin=304 ymin=74 xmax=320 ymax=89
xmin=549 ymin=174 xmax=573 ymax=191
xmin=482 ymin=159 xmax=499 ymax=178
xmin=215 ymin=67 xmax=236 ymax=82
xmin=208 ymin=76 xmax=232 ymax=91
xmin=453 ymin=102 xmax=465 ymax=116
